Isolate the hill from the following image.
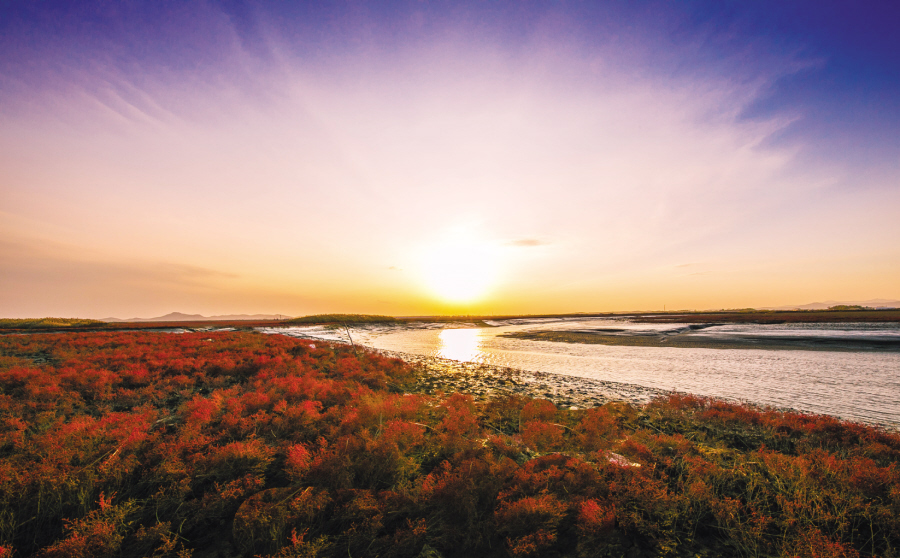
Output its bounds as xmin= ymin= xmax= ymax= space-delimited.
xmin=103 ymin=312 xmax=285 ymax=322
xmin=765 ymin=299 xmax=900 ymax=310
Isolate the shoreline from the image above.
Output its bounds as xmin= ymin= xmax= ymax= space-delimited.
xmin=375 ymin=348 xmax=673 ymax=408
xmin=267 ymin=329 xmax=900 ymax=428
xmin=373 ymin=349 xmax=900 ymax=429
xmin=502 ymin=330 xmax=900 ymax=352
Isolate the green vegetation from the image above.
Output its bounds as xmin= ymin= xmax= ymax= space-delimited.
xmin=0 ymin=331 xmax=898 ymax=557
xmin=0 ymin=317 xmax=106 ymax=330
xmin=632 ymin=309 xmax=900 ymax=324
xmin=287 ymin=314 xmax=399 ymax=324
xmin=827 ymin=305 xmax=869 ymax=311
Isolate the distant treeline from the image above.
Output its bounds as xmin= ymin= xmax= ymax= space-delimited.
xmin=670 ymin=305 xmax=892 ymax=314
xmin=287 ymin=314 xmax=399 ymax=324
xmin=636 ymin=309 xmax=900 ymax=324
xmin=0 ymin=318 xmax=107 ymax=330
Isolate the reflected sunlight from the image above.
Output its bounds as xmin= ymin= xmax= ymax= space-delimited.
xmin=435 ymin=328 xmax=484 ymax=362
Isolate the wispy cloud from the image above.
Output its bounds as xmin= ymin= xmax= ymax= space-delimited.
xmin=0 ymin=2 xmax=897 ymax=315
xmin=506 ymin=239 xmax=548 ymax=248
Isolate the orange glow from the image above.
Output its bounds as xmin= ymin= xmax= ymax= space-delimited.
xmin=1 ymin=30 xmax=898 ymax=318
xmin=419 ymin=230 xmax=500 ymax=304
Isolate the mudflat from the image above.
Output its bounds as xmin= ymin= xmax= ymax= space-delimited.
xmin=625 ymin=309 xmax=900 ymax=323
xmin=377 ymin=349 xmax=667 ymax=408
xmin=502 ymin=330 xmax=900 ymax=352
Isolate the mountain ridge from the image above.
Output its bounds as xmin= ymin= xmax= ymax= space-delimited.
xmin=762 ymin=299 xmax=900 ymax=311
xmin=102 ymin=312 xmax=285 ymax=322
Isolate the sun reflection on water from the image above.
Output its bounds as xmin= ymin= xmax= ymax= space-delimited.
xmin=435 ymin=328 xmax=484 ymax=362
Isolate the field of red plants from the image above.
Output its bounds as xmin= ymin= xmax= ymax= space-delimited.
xmin=0 ymin=331 xmax=898 ymax=557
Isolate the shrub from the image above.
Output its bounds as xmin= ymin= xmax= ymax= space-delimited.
xmin=494 ymin=493 xmax=567 ymax=557
xmin=520 ymin=399 xmax=557 ymax=423
xmin=520 ymin=421 xmax=564 ymax=452
xmin=1 ymin=331 xmax=897 ymax=557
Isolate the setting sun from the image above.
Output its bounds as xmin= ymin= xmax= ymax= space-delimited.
xmin=420 ymin=233 xmax=499 ymax=304
xmin=2 ymin=4 xmax=900 ymax=557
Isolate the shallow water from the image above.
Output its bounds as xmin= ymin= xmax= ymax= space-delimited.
xmin=260 ymin=318 xmax=900 ymax=427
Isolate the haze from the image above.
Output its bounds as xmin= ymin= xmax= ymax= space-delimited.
xmin=2 ymin=1 xmax=898 ymax=318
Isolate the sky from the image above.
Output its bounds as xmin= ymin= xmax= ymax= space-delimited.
xmin=1 ymin=1 xmax=899 ymax=318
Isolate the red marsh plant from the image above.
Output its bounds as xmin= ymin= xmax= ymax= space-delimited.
xmin=0 ymin=331 xmax=898 ymax=557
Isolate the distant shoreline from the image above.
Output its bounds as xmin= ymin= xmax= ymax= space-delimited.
xmin=2 ymin=309 xmax=899 ymax=333
xmin=620 ymin=309 xmax=900 ymax=324
xmin=502 ymin=330 xmax=900 ymax=352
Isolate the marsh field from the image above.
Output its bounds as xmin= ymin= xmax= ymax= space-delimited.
xmin=6 ymin=0 xmax=900 ymax=556
xmin=1 ymin=322 xmax=899 ymax=558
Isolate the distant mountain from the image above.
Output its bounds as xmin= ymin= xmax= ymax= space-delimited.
xmin=764 ymin=299 xmax=900 ymax=311
xmin=102 ymin=312 xmax=286 ymax=322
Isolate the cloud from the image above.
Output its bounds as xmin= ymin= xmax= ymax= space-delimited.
xmin=1 ymin=3 xmax=897 ymax=315
xmin=506 ymin=239 xmax=548 ymax=247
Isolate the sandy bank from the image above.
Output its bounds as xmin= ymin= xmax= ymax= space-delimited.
xmin=375 ymin=349 xmax=667 ymax=408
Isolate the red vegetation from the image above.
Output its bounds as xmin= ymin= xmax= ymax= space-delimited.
xmin=0 ymin=331 xmax=898 ymax=557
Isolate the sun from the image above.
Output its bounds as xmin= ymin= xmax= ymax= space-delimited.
xmin=420 ymin=233 xmax=498 ymax=304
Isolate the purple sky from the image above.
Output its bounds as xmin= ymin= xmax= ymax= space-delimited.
xmin=1 ymin=1 xmax=898 ymax=317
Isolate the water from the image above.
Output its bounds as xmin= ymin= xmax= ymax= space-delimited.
xmin=260 ymin=318 xmax=900 ymax=427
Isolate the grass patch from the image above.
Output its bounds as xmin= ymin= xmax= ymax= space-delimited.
xmin=0 ymin=317 xmax=107 ymax=330
xmin=286 ymin=314 xmax=399 ymax=324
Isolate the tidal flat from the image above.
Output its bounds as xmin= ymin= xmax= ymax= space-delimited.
xmin=501 ymin=328 xmax=900 ymax=352
xmin=378 ymin=349 xmax=667 ymax=408
xmin=271 ymin=317 xmax=900 ymax=428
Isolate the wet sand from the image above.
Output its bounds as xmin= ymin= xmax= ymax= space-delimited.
xmin=378 ymin=349 xmax=863 ymax=424
xmin=376 ymin=349 xmax=667 ymax=408
xmin=502 ymin=330 xmax=900 ymax=352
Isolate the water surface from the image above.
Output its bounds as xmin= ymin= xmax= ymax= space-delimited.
xmin=261 ymin=318 xmax=900 ymax=427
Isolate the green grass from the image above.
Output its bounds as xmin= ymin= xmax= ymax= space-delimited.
xmin=0 ymin=318 xmax=107 ymax=330
xmin=286 ymin=314 xmax=399 ymax=324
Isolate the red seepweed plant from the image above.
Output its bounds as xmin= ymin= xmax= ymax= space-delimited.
xmin=0 ymin=331 xmax=898 ymax=557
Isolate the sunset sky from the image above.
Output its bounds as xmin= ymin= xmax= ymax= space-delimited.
xmin=2 ymin=1 xmax=899 ymax=318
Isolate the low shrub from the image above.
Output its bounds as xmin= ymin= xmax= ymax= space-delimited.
xmin=0 ymin=332 xmax=897 ymax=557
